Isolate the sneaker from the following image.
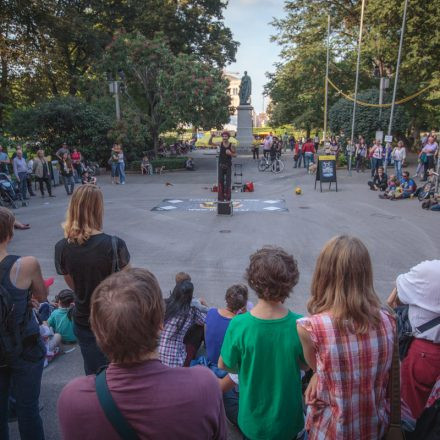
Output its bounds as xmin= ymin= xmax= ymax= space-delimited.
xmin=49 ymin=194 xmax=56 ymax=197
xmin=121 ymin=182 xmax=125 ymax=185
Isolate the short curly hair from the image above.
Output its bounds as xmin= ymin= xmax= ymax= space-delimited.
xmin=246 ymin=246 xmax=299 ymax=303
xmin=225 ymin=284 xmax=248 ymax=312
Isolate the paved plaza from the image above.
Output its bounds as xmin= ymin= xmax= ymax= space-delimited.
xmin=8 ymin=151 xmax=440 ymax=439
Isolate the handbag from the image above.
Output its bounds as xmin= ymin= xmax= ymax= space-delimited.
xmin=385 ymin=316 xmax=404 ymax=440
xmin=420 ymin=152 xmax=428 ymax=163
xmin=95 ymin=368 xmax=139 ymax=440
xmin=111 ymin=236 xmax=120 ymax=273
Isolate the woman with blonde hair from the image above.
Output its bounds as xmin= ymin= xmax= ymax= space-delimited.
xmin=54 ymin=184 xmax=130 ymax=374
xmin=297 ymin=235 xmax=395 ymax=439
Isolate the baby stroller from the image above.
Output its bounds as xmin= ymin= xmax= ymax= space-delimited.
xmin=418 ymin=171 xmax=438 ymax=201
xmin=0 ymin=173 xmax=21 ymax=209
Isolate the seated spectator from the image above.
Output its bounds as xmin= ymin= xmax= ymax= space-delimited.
xmin=58 ymin=268 xmax=226 ymax=440
xmin=185 ymin=157 xmax=195 ymax=171
xmin=379 ymin=174 xmax=400 ymax=199
xmin=297 ymin=235 xmax=395 ymax=439
xmin=45 ymin=289 xmax=76 ymax=345
xmin=159 ymin=280 xmax=207 ymax=367
xmin=219 ymin=247 xmax=306 ymax=440
xmin=368 ymin=166 xmax=387 ymax=191
xmin=141 ymin=155 xmax=152 ymax=175
xmin=387 ymin=260 xmax=440 ymax=419
xmin=205 ymin=284 xmax=248 ymax=365
xmin=39 ymin=323 xmax=60 ymax=367
xmin=391 ymin=171 xmax=416 ymax=200
xmin=81 ymin=170 xmax=96 ymax=185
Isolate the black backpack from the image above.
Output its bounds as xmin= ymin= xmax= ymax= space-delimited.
xmin=0 ymin=256 xmax=27 ymax=367
xmin=405 ymin=398 xmax=440 ymax=440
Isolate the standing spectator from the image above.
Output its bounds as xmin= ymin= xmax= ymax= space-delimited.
xmin=12 ymin=148 xmax=29 ymax=201
xmin=293 ymin=140 xmax=302 ymax=168
xmin=117 ymin=145 xmax=126 ymax=185
xmin=355 ymin=137 xmax=367 ymax=172
xmin=392 ymin=141 xmax=406 ymax=180
xmin=33 ymin=149 xmax=55 ymax=198
xmin=421 ymin=135 xmax=438 ymax=181
xmin=59 ymin=152 xmax=75 ymax=195
xmin=262 ymin=135 xmax=272 ymax=159
xmin=0 ymin=144 xmax=10 ymax=174
xmin=387 ymin=260 xmax=440 ymax=420
xmin=25 ymin=155 xmax=36 ymax=197
xmin=70 ymin=148 xmax=82 ymax=183
xmin=282 ymin=132 xmax=289 ymax=152
xmin=329 ymin=136 xmax=340 ymax=161
xmin=370 ymin=139 xmax=384 ymax=177
xmin=58 ymin=268 xmax=226 ymax=440
xmin=313 ymin=132 xmax=320 ymax=150
xmin=205 ymin=284 xmax=248 ymax=365
xmin=56 ymin=142 xmax=70 ymax=162
xmin=110 ymin=144 xmax=119 ymax=184
xmin=303 ymin=138 xmax=316 ymax=170
xmin=0 ymin=207 xmax=48 ymax=440
xmin=219 ymin=247 xmax=306 ymax=440
xmin=159 ymin=280 xmax=207 ymax=367
xmin=289 ymin=135 xmax=296 ymax=152
xmin=297 ymin=235 xmax=395 ymax=439
xmin=252 ymin=140 xmax=259 ymax=160
xmin=55 ymin=185 xmax=130 ymax=374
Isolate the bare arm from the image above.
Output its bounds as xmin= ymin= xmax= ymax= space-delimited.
xmin=297 ymin=324 xmax=317 ymax=372
xmin=26 ymin=257 xmax=48 ymax=302
xmin=218 ymin=375 xmax=236 ymax=393
xmin=387 ymin=287 xmax=402 ymax=308
xmin=227 ymin=145 xmax=237 ymax=157
xmin=218 ymin=355 xmax=237 ymax=373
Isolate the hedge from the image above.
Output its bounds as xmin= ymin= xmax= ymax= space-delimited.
xmin=128 ymin=157 xmax=188 ymax=171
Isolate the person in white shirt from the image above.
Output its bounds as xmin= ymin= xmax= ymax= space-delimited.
xmin=387 ymin=260 xmax=440 ymax=419
xmin=392 ymin=141 xmax=406 ymax=180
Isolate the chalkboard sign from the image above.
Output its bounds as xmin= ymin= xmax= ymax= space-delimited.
xmin=315 ymin=155 xmax=338 ymax=192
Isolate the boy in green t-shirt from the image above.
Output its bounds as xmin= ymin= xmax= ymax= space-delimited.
xmin=219 ymin=247 xmax=307 ymax=440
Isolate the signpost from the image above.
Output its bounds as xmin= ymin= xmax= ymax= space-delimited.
xmin=315 ymin=155 xmax=338 ymax=192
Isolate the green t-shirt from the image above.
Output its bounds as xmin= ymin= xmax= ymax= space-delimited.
xmin=47 ymin=308 xmax=76 ymax=343
xmin=221 ymin=310 xmax=305 ymax=440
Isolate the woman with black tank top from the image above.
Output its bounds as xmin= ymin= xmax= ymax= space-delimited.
xmin=0 ymin=207 xmax=48 ymax=440
xmin=55 ymin=185 xmax=130 ymax=375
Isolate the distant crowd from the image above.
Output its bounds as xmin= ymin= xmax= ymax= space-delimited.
xmin=0 ymin=184 xmax=439 ymax=439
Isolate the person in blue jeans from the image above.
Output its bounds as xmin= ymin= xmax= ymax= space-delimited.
xmin=0 ymin=207 xmax=48 ymax=440
xmin=116 ymin=146 xmax=126 ymax=184
xmin=12 ymin=149 xmax=28 ymax=201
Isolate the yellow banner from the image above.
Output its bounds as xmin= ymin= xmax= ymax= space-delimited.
xmin=318 ymin=155 xmax=336 ymax=161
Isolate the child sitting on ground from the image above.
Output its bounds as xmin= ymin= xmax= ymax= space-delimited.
xmin=205 ymin=284 xmax=248 ymax=365
xmin=219 ymin=246 xmax=307 ymax=440
xmin=379 ymin=174 xmax=400 ymax=199
xmin=81 ymin=170 xmax=97 ymax=185
xmin=45 ymin=289 xmax=77 ymax=348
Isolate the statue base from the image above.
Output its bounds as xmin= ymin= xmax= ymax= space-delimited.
xmin=236 ymin=105 xmax=254 ymax=153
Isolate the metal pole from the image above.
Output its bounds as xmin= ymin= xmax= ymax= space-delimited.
xmin=385 ymin=0 xmax=408 ymax=176
xmin=323 ymin=14 xmax=331 ymax=146
xmin=379 ymin=77 xmax=384 ymax=120
xmin=349 ymin=0 xmax=366 ymax=176
xmin=436 ymin=154 xmax=440 ymax=193
xmin=114 ymin=81 xmax=121 ymax=121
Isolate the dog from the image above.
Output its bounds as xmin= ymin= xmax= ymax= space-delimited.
xmin=308 ymin=163 xmax=317 ymax=174
xmin=155 ymin=166 xmax=165 ymax=175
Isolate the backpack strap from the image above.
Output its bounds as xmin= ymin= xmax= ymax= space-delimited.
xmin=95 ymin=369 xmax=139 ymax=440
xmin=416 ymin=316 xmax=440 ymax=334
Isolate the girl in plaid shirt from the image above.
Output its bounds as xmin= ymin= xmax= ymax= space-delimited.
xmin=297 ymin=235 xmax=396 ymax=439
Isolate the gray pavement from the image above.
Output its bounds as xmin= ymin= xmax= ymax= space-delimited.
xmin=8 ymin=151 xmax=440 ymax=439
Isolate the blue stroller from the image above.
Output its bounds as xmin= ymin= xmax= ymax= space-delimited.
xmin=0 ymin=173 xmax=22 ymax=209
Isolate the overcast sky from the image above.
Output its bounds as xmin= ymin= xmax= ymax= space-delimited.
xmin=224 ymin=0 xmax=285 ymax=113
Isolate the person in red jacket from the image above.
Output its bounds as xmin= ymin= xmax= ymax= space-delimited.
xmin=302 ymin=139 xmax=316 ymax=170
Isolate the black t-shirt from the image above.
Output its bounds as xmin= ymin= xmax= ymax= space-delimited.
xmin=219 ymin=143 xmax=232 ymax=167
xmin=55 ymin=233 xmax=130 ymax=328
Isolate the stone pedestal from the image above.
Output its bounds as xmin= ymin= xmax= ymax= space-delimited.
xmin=236 ymin=104 xmax=254 ymax=153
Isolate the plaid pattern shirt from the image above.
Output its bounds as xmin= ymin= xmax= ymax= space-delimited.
xmin=297 ymin=310 xmax=395 ymax=440
xmin=159 ymin=306 xmax=206 ymax=368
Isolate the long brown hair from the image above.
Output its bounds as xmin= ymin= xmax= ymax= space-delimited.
xmin=308 ymin=235 xmax=381 ymax=333
xmin=62 ymin=184 xmax=103 ymax=244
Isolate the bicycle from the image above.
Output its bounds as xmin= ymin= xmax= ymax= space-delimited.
xmin=258 ymin=156 xmax=285 ymax=174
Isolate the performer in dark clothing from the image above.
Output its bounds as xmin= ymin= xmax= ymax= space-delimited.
xmin=209 ymin=131 xmax=237 ymax=202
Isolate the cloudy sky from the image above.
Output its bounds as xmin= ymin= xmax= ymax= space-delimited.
xmin=224 ymin=0 xmax=285 ymax=113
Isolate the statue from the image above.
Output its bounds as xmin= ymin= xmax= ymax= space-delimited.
xmin=239 ymin=71 xmax=252 ymax=105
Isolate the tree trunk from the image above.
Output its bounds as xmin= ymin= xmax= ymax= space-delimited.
xmin=0 ymin=56 xmax=9 ymax=130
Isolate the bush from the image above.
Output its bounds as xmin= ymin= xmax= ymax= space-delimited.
xmin=151 ymin=157 xmax=187 ymax=170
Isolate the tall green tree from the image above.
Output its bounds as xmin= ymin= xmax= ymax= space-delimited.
xmin=103 ymin=33 xmax=230 ymax=152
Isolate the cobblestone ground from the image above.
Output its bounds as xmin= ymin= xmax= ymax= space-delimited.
xmin=8 ymin=151 xmax=439 ymax=439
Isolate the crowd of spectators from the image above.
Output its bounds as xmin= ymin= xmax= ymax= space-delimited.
xmin=0 ymin=183 xmax=439 ymax=439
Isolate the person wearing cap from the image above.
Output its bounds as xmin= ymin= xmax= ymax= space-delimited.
xmin=209 ymin=131 xmax=236 ymax=202
xmin=387 ymin=260 xmax=440 ymax=419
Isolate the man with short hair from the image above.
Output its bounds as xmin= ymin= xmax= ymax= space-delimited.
xmin=58 ymin=268 xmax=226 ymax=440
xmin=12 ymin=149 xmax=29 ymax=201
xmin=56 ymin=143 xmax=70 ymax=162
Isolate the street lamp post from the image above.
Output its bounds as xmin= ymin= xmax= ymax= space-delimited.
xmin=108 ymin=81 xmax=121 ymax=121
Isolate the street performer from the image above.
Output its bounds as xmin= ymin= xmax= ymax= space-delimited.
xmin=209 ymin=131 xmax=237 ymax=202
